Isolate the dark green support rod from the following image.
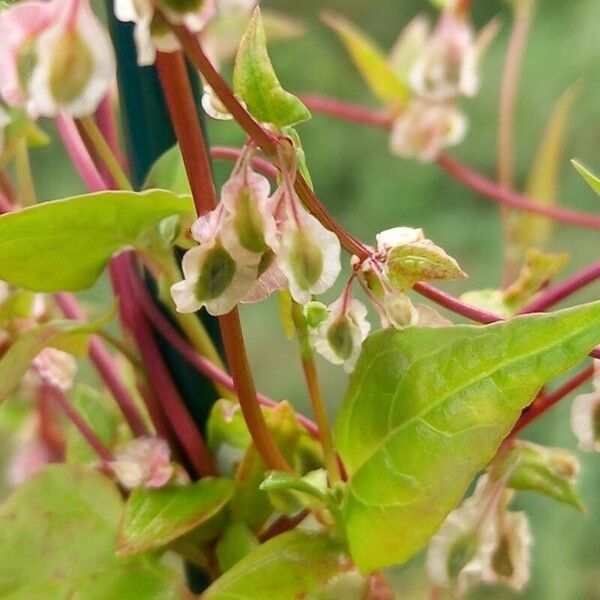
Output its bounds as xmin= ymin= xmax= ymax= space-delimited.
xmin=105 ymin=8 xmax=222 ymax=592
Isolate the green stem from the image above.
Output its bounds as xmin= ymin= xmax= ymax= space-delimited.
xmin=15 ymin=138 xmax=36 ymax=206
xmin=78 ymin=115 xmax=133 ymax=191
xmin=96 ymin=329 xmax=145 ymax=372
xmin=291 ymin=302 xmax=341 ymax=485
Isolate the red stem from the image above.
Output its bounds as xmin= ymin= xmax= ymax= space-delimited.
xmin=156 ymin=50 xmax=292 ymax=473
xmin=47 ymin=384 xmax=114 ymax=462
xmin=510 ymin=364 xmax=595 ymax=436
xmin=211 ymin=146 xmax=278 ymax=179
xmin=54 ymin=292 xmax=149 ymax=437
xmin=438 ymin=153 xmax=600 ymax=231
xmin=120 ymin=257 xmax=217 ymax=478
xmin=519 ymin=260 xmax=600 ymax=314
xmin=128 ymin=267 xmax=320 ymax=438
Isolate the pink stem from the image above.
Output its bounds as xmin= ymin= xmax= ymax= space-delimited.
xmin=47 ymin=384 xmax=113 ymax=462
xmin=121 ymin=256 xmax=216 ymax=477
xmin=0 ymin=190 xmax=12 ymax=214
xmin=519 ymin=261 xmax=600 ymax=314
xmin=438 ymin=154 xmax=600 ymax=231
xmin=300 ymin=93 xmax=393 ymax=130
xmin=510 ymin=364 xmax=595 ymax=436
xmin=55 ymin=113 xmax=106 ymax=192
xmin=210 ymin=146 xmax=278 ymax=179
xmin=127 ymin=263 xmax=320 ymax=439
xmin=54 ymin=292 xmax=149 ymax=436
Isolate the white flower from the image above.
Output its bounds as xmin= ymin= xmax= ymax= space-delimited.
xmin=109 ymin=437 xmax=174 ymax=490
xmin=410 ymin=8 xmax=477 ymax=101
xmin=390 ymin=99 xmax=467 ymax=162
xmin=376 ymin=227 xmax=424 ymax=256
xmin=201 ymin=84 xmax=233 ymax=120
xmin=28 ymin=0 xmax=115 ymax=117
xmin=277 ymin=206 xmax=341 ymax=304
xmin=312 ymin=295 xmax=370 ymax=372
xmin=241 ymin=252 xmax=288 ymax=303
xmin=427 ymin=480 xmax=498 ymax=597
xmin=171 ymin=236 xmax=258 ymax=316
xmin=30 ymin=347 xmax=77 ymax=391
xmin=115 ymin=0 xmax=216 ymax=66
xmin=571 ymin=360 xmax=600 ymax=452
xmin=484 ymin=511 xmax=532 ymax=592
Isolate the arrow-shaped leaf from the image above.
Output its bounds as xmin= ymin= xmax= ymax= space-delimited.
xmin=335 ymin=302 xmax=600 ymax=572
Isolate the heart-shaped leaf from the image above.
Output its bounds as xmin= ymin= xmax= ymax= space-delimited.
xmin=0 ymin=466 xmax=189 ymax=599
xmin=335 ymin=302 xmax=600 ymax=572
xmin=0 ymin=190 xmax=192 ymax=292
xmin=233 ymin=7 xmax=311 ymax=127
xmin=117 ymin=478 xmax=234 ymax=555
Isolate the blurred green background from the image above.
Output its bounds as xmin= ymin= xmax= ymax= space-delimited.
xmin=18 ymin=0 xmax=600 ymax=598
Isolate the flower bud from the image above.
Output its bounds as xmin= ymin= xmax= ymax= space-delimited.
xmin=304 ymin=301 xmax=329 ymax=328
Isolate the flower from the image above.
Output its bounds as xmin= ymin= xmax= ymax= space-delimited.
xmin=115 ymin=0 xmax=216 ymax=66
xmin=390 ymin=99 xmax=466 ymax=162
xmin=276 ymin=206 xmax=341 ymax=305
xmin=410 ymin=8 xmax=477 ymax=102
xmin=312 ymin=293 xmax=370 ymax=372
xmin=109 ymin=437 xmax=174 ymax=489
xmin=30 ymin=347 xmax=77 ymax=391
xmin=570 ymin=359 xmax=600 ymax=452
xmin=171 ymin=235 xmax=258 ymax=315
xmin=0 ymin=0 xmax=115 ymax=117
xmin=484 ymin=511 xmax=532 ymax=591
xmin=426 ymin=477 xmax=498 ymax=596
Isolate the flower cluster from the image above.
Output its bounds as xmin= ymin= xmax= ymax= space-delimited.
xmin=571 ymin=359 xmax=600 ymax=452
xmin=358 ymin=226 xmax=463 ymax=329
xmin=171 ymin=152 xmax=341 ymax=316
xmin=389 ymin=7 xmax=494 ymax=161
xmin=427 ymin=475 xmax=533 ymax=596
xmin=0 ymin=0 xmax=115 ymax=118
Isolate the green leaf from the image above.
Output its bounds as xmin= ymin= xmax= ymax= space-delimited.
xmin=516 ymin=85 xmax=580 ymax=248
xmin=0 ymin=317 xmax=109 ymax=404
xmin=0 ymin=465 xmax=188 ymax=599
xmin=322 ymin=12 xmax=411 ymax=107
xmin=233 ymin=7 xmax=311 ymax=127
xmin=117 ymin=478 xmax=234 ymax=555
xmin=144 ymin=145 xmax=191 ymax=196
xmin=0 ymin=190 xmax=193 ymax=292
xmin=335 ymin=302 xmax=600 ymax=572
xmin=502 ymin=441 xmax=585 ymax=512
xmin=572 ymin=159 xmax=600 ymax=197
xmin=202 ymin=530 xmax=351 ymax=599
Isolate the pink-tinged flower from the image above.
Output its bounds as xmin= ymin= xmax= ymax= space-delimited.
xmin=571 ymin=359 xmax=600 ymax=452
xmin=0 ymin=0 xmax=56 ymax=108
xmin=219 ymin=161 xmax=278 ymax=259
xmin=390 ymin=99 xmax=466 ymax=162
xmin=410 ymin=8 xmax=477 ymax=102
xmin=30 ymin=347 xmax=77 ymax=391
xmin=312 ymin=292 xmax=370 ymax=373
xmin=0 ymin=0 xmax=115 ymax=117
xmin=114 ymin=0 xmax=216 ymax=66
xmin=109 ymin=437 xmax=174 ymax=490
xmin=241 ymin=252 xmax=288 ymax=303
xmin=5 ymin=415 xmax=52 ymax=488
xmin=276 ymin=206 xmax=341 ymax=305
xmin=376 ymin=226 xmax=425 ymax=256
